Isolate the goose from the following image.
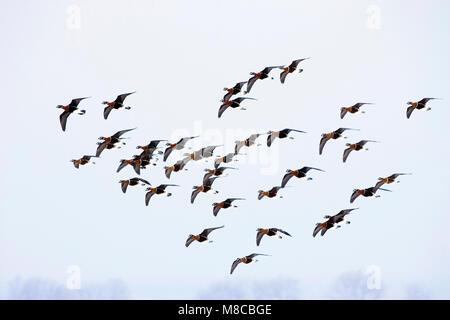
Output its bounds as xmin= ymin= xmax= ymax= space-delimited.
xmin=279 ymin=57 xmax=310 ymax=84
xmin=375 ymin=173 xmax=412 ymax=189
xmin=340 ymin=102 xmax=373 ymax=119
xmin=119 ymin=177 xmax=151 ymax=194
xmin=57 ymin=97 xmax=89 ymax=131
xmin=203 ymin=167 xmax=237 ymax=184
xmin=245 ymin=66 xmax=283 ymax=93
xmin=191 ymin=177 xmax=220 ymax=204
xmin=323 ymin=208 xmax=359 ymax=227
xmin=136 ymin=139 xmax=167 ymax=158
xmin=145 ymin=184 xmax=179 ymax=206
xmin=102 ymin=91 xmax=135 ymax=120
xmin=163 ymin=136 xmax=199 ymax=161
xmin=214 ymin=153 xmax=239 ymax=169
xmin=218 ymin=97 xmax=257 ymax=118
xmin=71 ymin=155 xmax=97 ymax=169
xmin=343 ymin=140 xmax=379 ymax=163
xmin=185 ymin=226 xmax=224 ymax=247
xmin=230 ymin=253 xmax=269 ymax=274
xmin=256 ymin=228 xmax=291 ymax=246
xmin=234 ymin=133 xmax=263 ymax=155
xmin=319 ymin=127 xmax=359 ymax=155
xmin=96 ymin=128 xmax=136 ymax=157
xmin=406 ymin=98 xmax=441 ymax=119
xmin=164 ymin=157 xmax=191 ymax=179
xmin=281 ymin=167 xmax=325 ymax=188
xmin=212 ymin=198 xmax=245 ymax=216
xmin=313 ymin=220 xmax=340 ymax=237
xmin=350 ymin=186 xmax=391 ymax=203
xmin=258 ymin=186 xmax=283 ymax=200
xmin=223 ymin=81 xmax=247 ymax=101
xmin=267 ymin=128 xmax=306 ymax=147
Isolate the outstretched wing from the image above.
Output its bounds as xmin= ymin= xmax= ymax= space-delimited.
xmin=115 ymin=91 xmax=136 ymax=103
xmin=247 ymin=253 xmax=269 ymax=259
xmin=116 ymin=160 xmax=128 ymax=173
xmin=112 ymin=128 xmax=136 ymax=139
xmin=340 ymin=107 xmax=348 ymax=119
xmin=103 ymin=106 xmax=113 ymax=120
xmin=230 ymin=258 xmax=241 ymax=274
xmin=121 ymin=182 xmax=128 ymax=194
xmin=267 ymin=133 xmax=275 ymax=147
xmin=213 ymin=205 xmax=221 ymax=217
xmin=273 ymin=228 xmax=291 ymax=237
xmin=191 ymin=189 xmax=201 ymax=204
xmin=313 ymin=224 xmax=322 ymax=238
xmin=281 ymin=173 xmax=294 ymax=188
xmin=145 ymin=191 xmax=155 ymax=206
xmin=256 ymin=231 xmax=265 ymax=246
xmin=163 ymin=147 xmax=173 ymax=162
xmin=137 ymin=178 xmax=150 ymax=185
xmin=374 ymin=180 xmax=385 ymax=190
xmin=319 ymin=136 xmax=330 ymax=155
xmin=96 ymin=141 xmax=108 ymax=157
xmin=185 ymin=235 xmax=195 ymax=248
xmin=280 ymin=70 xmax=289 ymax=84
xmin=59 ymin=111 xmax=70 ymax=132
xmin=343 ymin=148 xmax=353 ymax=163
xmin=246 ymin=76 xmax=258 ymax=93
xmin=200 ymin=225 xmax=224 ymax=237
xmin=218 ymin=103 xmax=228 ymax=118
xmin=406 ymin=106 xmax=415 ymax=119
xmin=234 ymin=141 xmax=244 ymax=155
xmin=350 ymin=190 xmax=360 ymax=203
xmin=203 ymin=173 xmax=213 ymax=185
xmin=69 ymin=97 xmax=89 ymax=108
xmin=164 ymin=167 xmax=173 ymax=179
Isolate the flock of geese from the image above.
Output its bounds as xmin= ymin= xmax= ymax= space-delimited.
xmin=57 ymin=57 xmax=441 ymax=275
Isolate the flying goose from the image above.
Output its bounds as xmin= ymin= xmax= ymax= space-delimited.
xmin=218 ymin=97 xmax=257 ymax=118
xmin=340 ymin=102 xmax=373 ymax=119
xmin=223 ymin=81 xmax=247 ymax=101
xmin=279 ymin=57 xmax=310 ymax=84
xmin=185 ymin=226 xmax=224 ymax=247
xmin=256 ymin=228 xmax=291 ymax=246
xmin=96 ymin=128 xmax=136 ymax=157
xmin=375 ymin=173 xmax=411 ymax=189
xmin=258 ymin=186 xmax=283 ymax=200
xmin=230 ymin=253 xmax=269 ymax=274
xmin=245 ymin=66 xmax=283 ymax=93
xmin=145 ymin=184 xmax=179 ymax=206
xmin=191 ymin=176 xmax=220 ymax=204
xmin=102 ymin=91 xmax=135 ymax=120
xmin=71 ymin=155 xmax=97 ymax=169
xmin=57 ymin=97 xmax=89 ymax=131
xmin=163 ymin=136 xmax=199 ymax=161
xmin=319 ymin=127 xmax=359 ymax=155
xmin=267 ymin=128 xmax=306 ymax=147
xmin=281 ymin=166 xmax=324 ymax=188
xmin=212 ymin=198 xmax=245 ymax=216
xmin=343 ymin=140 xmax=379 ymax=163
xmin=350 ymin=186 xmax=391 ymax=203
xmin=406 ymin=98 xmax=441 ymax=119
xmin=119 ymin=177 xmax=151 ymax=194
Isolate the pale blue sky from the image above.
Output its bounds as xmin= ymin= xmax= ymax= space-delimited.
xmin=1 ymin=0 xmax=449 ymax=299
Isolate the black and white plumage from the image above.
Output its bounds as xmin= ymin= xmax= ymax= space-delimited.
xmin=281 ymin=167 xmax=324 ymax=188
xmin=185 ymin=226 xmax=224 ymax=247
xmin=279 ymin=57 xmax=310 ymax=84
xmin=267 ymin=128 xmax=306 ymax=147
xmin=230 ymin=253 xmax=269 ymax=275
xmin=57 ymin=97 xmax=89 ymax=132
xmin=319 ymin=127 xmax=358 ymax=155
xmin=145 ymin=184 xmax=179 ymax=206
xmin=119 ymin=177 xmax=151 ymax=194
xmin=212 ymin=198 xmax=245 ymax=217
xmin=218 ymin=97 xmax=257 ymax=118
xmin=103 ymin=91 xmax=135 ymax=120
xmin=256 ymin=228 xmax=291 ymax=246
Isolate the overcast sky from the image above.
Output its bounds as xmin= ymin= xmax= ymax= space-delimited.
xmin=1 ymin=0 xmax=449 ymax=299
